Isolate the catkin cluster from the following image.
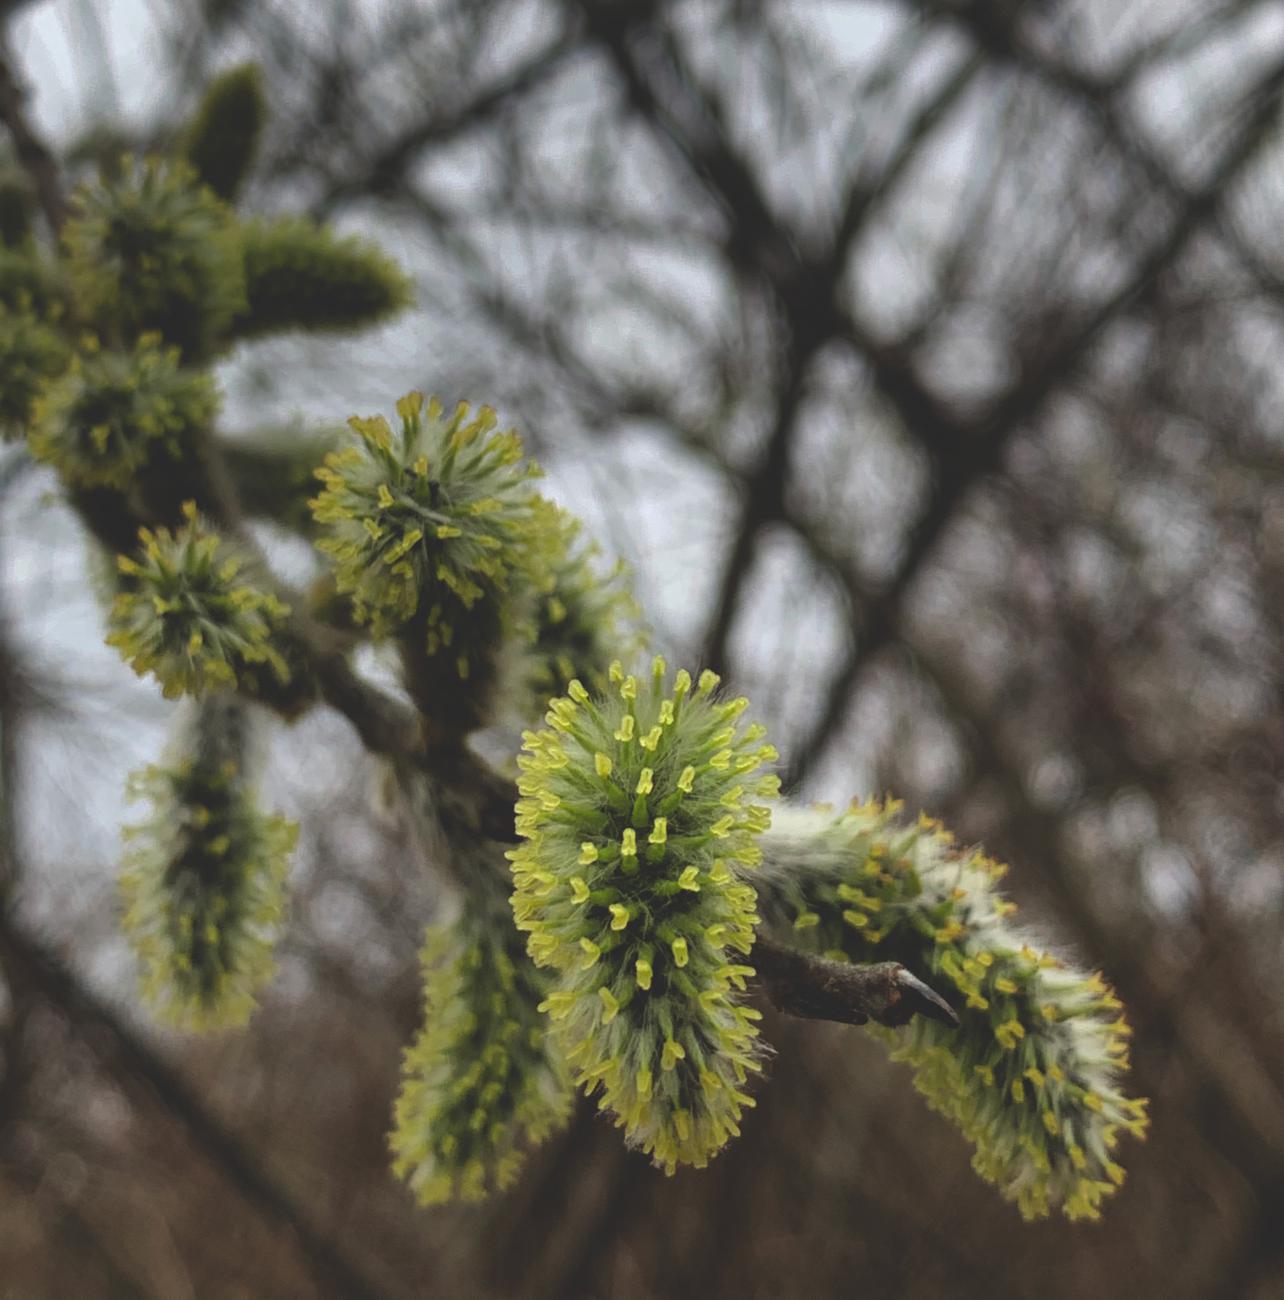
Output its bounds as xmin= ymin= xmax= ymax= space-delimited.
xmin=5 ymin=46 xmax=1151 ymax=1227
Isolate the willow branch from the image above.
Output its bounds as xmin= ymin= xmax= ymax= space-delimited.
xmin=0 ymin=31 xmax=68 ymax=233
xmin=752 ymin=933 xmax=958 ymax=1030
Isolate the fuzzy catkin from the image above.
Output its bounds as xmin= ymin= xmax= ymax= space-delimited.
xmin=390 ymin=900 xmax=572 ymax=1204
xmin=64 ymin=157 xmax=245 ymax=361
xmin=509 ymin=658 xmax=780 ymax=1172
xmin=107 ymin=502 xmax=291 ymax=699
xmin=754 ymin=802 xmax=1149 ymax=1221
xmin=120 ymin=698 xmax=295 ymax=1029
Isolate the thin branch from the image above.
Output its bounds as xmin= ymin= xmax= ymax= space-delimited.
xmin=783 ymin=50 xmax=1284 ymax=789
xmin=0 ymin=30 xmax=67 ymax=233
xmin=752 ymin=933 xmax=958 ymax=1029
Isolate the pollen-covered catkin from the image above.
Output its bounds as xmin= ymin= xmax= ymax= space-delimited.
xmin=120 ymin=697 xmax=295 ymax=1029
xmin=755 ymin=802 xmax=1149 ymax=1221
xmin=29 ymin=335 xmax=216 ymax=487
xmin=513 ymin=500 xmax=643 ymax=714
xmin=107 ymin=501 xmax=291 ymax=699
xmin=509 ymin=658 xmax=780 ymax=1172
xmin=390 ymin=900 xmax=572 ymax=1204
xmin=311 ymin=392 xmax=541 ymax=657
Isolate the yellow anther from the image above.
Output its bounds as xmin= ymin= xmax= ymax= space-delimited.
xmin=661 ymin=1039 xmax=686 ymax=1071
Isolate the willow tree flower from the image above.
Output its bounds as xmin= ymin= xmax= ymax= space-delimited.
xmin=120 ymin=700 xmax=296 ymax=1029
xmin=234 ymin=216 xmax=413 ymax=341
xmin=756 ymin=802 xmax=1149 ymax=1221
xmin=515 ymin=500 xmax=643 ymax=712
xmin=28 ymin=335 xmax=216 ymax=487
xmin=64 ymin=157 xmax=245 ymax=360
xmin=310 ymin=392 xmax=542 ymax=674
xmin=390 ymin=904 xmax=572 ymax=1204
xmin=107 ymin=502 xmax=291 ymax=699
xmin=509 ymin=658 xmax=780 ymax=1172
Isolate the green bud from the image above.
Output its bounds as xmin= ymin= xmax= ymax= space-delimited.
xmin=232 ymin=216 xmax=411 ymax=340
xmin=181 ymin=63 xmax=267 ymax=203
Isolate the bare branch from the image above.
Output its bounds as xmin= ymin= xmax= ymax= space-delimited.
xmin=752 ymin=933 xmax=958 ymax=1029
xmin=0 ymin=30 xmax=67 ymax=233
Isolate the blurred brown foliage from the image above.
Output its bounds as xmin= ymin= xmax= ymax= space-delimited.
xmin=4 ymin=1 xmax=1284 ymax=1297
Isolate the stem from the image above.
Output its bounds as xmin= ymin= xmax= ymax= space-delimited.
xmin=752 ymin=934 xmax=959 ymax=1030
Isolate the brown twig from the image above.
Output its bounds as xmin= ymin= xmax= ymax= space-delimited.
xmin=752 ymin=934 xmax=958 ymax=1030
xmin=0 ymin=31 xmax=68 ymax=234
